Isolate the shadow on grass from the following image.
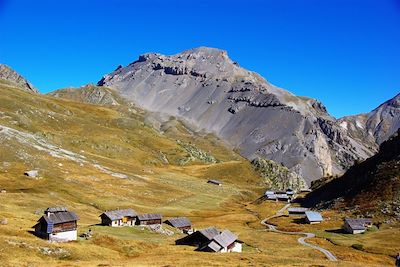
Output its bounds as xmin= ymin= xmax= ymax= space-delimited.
xmin=325 ymin=228 xmax=346 ymax=234
xmin=292 ymin=218 xmax=306 ymax=224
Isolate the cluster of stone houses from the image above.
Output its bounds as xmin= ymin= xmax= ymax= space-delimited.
xmin=99 ymin=209 xmax=163 ymax=227
xmin=287 ymin=207 xmax=374 ymax=233
xmin=264 ymin=189 xmax=295 ymax=202
xmin=33 ymin=207 xmax=242 ymax=253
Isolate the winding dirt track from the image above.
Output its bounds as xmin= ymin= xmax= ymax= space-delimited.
xmin=261 ymin=204 xmax=338 ymax=262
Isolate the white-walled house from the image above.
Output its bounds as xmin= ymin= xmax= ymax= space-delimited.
xmin=33 ymin=207 xmax=78 ymax=242
xmin=100 ymin=209 xmax=137 ymax=227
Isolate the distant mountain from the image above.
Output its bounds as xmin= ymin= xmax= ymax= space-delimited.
xmin=0 ymin=64 xmax=38 ymax=93
xmin=305 ymin=131 xmax=400 ymax=220
xmin=340 ymin=93 xmax=400 ymax=145
xmin=97 ymin=47 xmax=374 ymax=185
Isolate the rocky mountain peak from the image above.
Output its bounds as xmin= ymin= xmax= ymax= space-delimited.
xmin=0 ymin=64 xmax=38 ymax=93
xmin=96 ymin=47 xmax=376 ymax=185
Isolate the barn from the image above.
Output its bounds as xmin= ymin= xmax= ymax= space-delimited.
xmin=33 ymin=207 xmax=78 ymax=242
xmin=136 ymin=213 xmax=162 ymax=225
xmin=176 ymin=227 xmax=242 ymax=253
xmin=176 ymin=227 xmax=219 ymax=247
xmin=198 ymin=229 xmax=242 ymax=253
xmin=288 ymin=207 xmax=309 ymax=217
xmin=165 ymin=217 xmax=192 ymax=231
xmin=343 ymin=218 xmax=373 ymax=234
xmin=100 ymin=209 xmax=137 ymax=227
xmin=305 ymin=211 xmax=323 ymax=224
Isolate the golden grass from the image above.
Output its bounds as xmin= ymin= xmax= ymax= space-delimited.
xmin=0 ymin=84 xmax=398 ymax=266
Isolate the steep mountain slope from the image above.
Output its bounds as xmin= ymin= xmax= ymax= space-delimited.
xmin=340 ymin=93 xmax=400 ymax=145
xmin=0 ymin=64 xmax=38 ymax=93
xmin=49 ymin=84 xmax=308 ymax=189
xmin=304 ymin=131 xmax=400 ymax=220
xmin=97 ymin=47 xmax=373 ymax=184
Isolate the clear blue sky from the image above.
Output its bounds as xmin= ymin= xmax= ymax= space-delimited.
xmin=0 ymin=0 xmax=399 ymax=118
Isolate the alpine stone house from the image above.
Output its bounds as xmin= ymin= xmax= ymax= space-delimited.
xmin=33 ymin=207 xmax=78 ymax=242
xmin=100 ymin=209 xmax=137 ymax=227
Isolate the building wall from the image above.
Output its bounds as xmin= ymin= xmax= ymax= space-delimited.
xmin=137 ymin=219 xmax=161 ymax=225
xmin=53 ymin=221 xmax=77 ymax=233
xmin=230 ymin=242 xmax=242 ymax=253
xmin=49 ymin=230 xmax=77 ymax=241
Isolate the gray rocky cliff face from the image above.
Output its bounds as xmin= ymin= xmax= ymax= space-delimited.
xmin=97 ymin=47 xmax=374 ymax=185
xmin=0 ymin=64 xmax=38 ymax=93
xmin=340 ymin=93 xmax=400 ymax=147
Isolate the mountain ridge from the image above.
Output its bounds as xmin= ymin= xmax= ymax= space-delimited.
xmin=96 ymin=47 xmax=376 ymax=184
xmin=0 ymin=64 xmax=38 ymax=94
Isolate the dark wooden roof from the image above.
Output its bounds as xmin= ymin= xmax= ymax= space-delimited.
xmin=41 ymin=211 xmax=78 ymax=224
xmin=165 ymin=217 xmax=191 ymax=228
xmin=101 ymin=209 xmax=137 ymax=221
xmin=137 ymin=213 xmax=162 ymax=220
xmin=344 ymin=218 xmax=372 ymax=230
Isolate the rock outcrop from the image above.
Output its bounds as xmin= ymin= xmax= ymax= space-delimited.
xmin=340 ymin=93 xmax=400 ymax=146
xmin=97 ymin=47 xmax=374 ymax=185
xmin=0 ymin=64 xmax=38 ymax=93
xmin=49 ymin=85 xmax=123 ymax=106
xmin=305 ymin=131 xmax=400 ymax=220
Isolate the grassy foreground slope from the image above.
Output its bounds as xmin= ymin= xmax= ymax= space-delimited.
xmin=0 ymin=80 xmax=396 ymax=266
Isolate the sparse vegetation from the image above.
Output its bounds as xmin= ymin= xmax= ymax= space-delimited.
xmin=251 ymin=157 xmax=307 ymax=190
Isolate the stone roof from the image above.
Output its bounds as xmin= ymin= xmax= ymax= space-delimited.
xmin=45 ymin=207 xmax=68 ymax=213
xmin=42 ymin=211 xmax=78 ymax=224
xmin=199 ymin=227 xmax=220 ymax=240
xmin=344 ymin=218 xmax=372 ymax=230
xmin=288 ymin=207 xmax=309 ymax=213
xmin=101 ymin=209 xmax=137 ymax=221
xmin=213 ymin=229 xmax=237 ymax=248
xmin=165 ymin=217 xmax=191 ymax=228
xmin=137 ymin=213 xmax=162 ymax=221
xmin=305 ymin=211 xmax=323 ymax=222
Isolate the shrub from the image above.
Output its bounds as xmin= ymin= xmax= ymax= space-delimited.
xmin=351 ymin=243 xmax=364 ymax=251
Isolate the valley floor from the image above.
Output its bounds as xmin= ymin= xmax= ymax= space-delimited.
xmin=0 ymin=164 xmax=398 ymax=267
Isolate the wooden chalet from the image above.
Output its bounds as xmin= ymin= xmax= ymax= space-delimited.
xmin=33 ymin=207 xmax=78 ymax=242
xmin=176 ymin=227 xmax=220 ymax=247
xmin=305 ymin=211 xmax=323 ymax=224
xmin=100 ymin=209 xmax=137 ymax=227
xmin=343 ymin=218 xmax=373 ymax=234
xmin=176 ymin=227 xmax=241 ymax=253
xmin=198 ymin=229 xmax=242 ymax=253
xmin=136 ymin=213 xmax=162 ymax=225
xmin=165 ymin=217 xmax=192 ymax=231
xmin=207 ymin=179 xmax=222 ymax=186
xmin=288 ymin=207 xmax=309 ymax=217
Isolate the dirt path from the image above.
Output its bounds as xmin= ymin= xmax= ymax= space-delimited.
xmin=261 ymin=203 xmax=338 ymax=262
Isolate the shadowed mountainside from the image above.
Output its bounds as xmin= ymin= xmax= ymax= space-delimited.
xmin=304 ymin=130 xmax=400 ymax=220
